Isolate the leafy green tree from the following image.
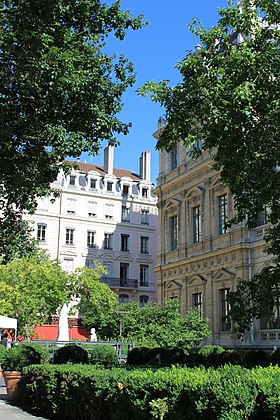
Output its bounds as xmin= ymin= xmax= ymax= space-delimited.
xmin=0 ymin=256 xmax=71 ymax=338
xmin=140 ymin=0 xmax=280 ymax=331
xmin=0 ymin=210 xmax=40 ymax=263
xmin=112 ymin=299 xmax=209 ymax=348
xmin=74 ymin=266 xmax=118 ymax=340
xmin=0 ymin=0 xmax=145 ymax=256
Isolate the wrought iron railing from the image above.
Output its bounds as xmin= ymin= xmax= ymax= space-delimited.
xmin=100 ymin=276 xmax=138 ymax=288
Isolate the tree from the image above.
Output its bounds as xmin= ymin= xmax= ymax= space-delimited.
xmin=140 ymin=0 xmax=280 ymax=331
xmin=74 ymin=266 xmax=118 ymax=340
xmin=0 ymin=256 xmax=71 ymax=337
xmin=0 ymin=0 xmax=145 ymax=256
xmin=111 ymin=299 xmax=209 ymax=348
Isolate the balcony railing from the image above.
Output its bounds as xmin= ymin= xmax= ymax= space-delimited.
xmin=100 ymin=276 xmax=138 ymax=288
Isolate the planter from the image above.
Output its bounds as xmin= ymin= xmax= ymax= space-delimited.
xmin=3 ymin=371 xmax=23 ymax=401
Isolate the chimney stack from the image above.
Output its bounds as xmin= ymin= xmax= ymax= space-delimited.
xmin=104 ymin=145 xmax=114 ymax=175
xmin=139 ymin=151 xmax=151 ymax=182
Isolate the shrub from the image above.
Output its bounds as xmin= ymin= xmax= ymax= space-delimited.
xmin=126 ymin=347 xmax=149 ymax=365
xmin=53 ymin=344 xmax=89 ymax=365
xmin=0 ymin=344 xmax=8 ymax=366
xmin=270 ymin=348 xmax=280 ymax=365
xmin=86 ymin=344 xmax=118 ymax=367
xmin=244 ymin=349 xmax=268 ymax=367
xmin=144 ymin=346 xmax=188 ymax=366
xmin=1 ymin=343 xmax=49 ymax=372
xmin=199 ymin=345 xmax=225 ymax=358
xmin=212 ymin=349 xmax=242 ymax=366
xmin=20 ymin=364 xmax=280 ymax=419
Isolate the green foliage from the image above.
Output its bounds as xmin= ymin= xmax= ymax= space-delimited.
xmin=0 ymin=0 xmax=145 ymax=254
xmin=112 ymin=299 xmax=209 ymax=348
xmin=20 ymin=364 xmax=280 ymax=419
xmin=199 ymin=345 xmax=225 ymax=359
xmin=2 ymin=343 xmax=49 ymax=372
xmin=53 ymin=344 xmax=89 ymax=365
xmin=0 ymin=344 xmax=8 ymax=366
xmin=86 ymin=344 xmax=118 ymax=367
xmin=126 ymin=347 xmax=150 ymax=366
xmin=139 ymin=0 xmax=280 ymax=332
xmin=244 ymin=349 xmax=268 ymax=368
xmin=75 ymin=266 xmax=118 ymax=338
xmin=270 ymin=349 xmax=280 ymax=366
xmin=0 ymin=256 xmax=71 ymax=337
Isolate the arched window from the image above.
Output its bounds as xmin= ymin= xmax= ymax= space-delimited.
xmin=119 ymin=294 xmax=129 ymax=304
xmin=139 ymin=295 xmax=149 ymax=307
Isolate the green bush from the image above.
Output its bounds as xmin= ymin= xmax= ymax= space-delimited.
xmin=86 ymin=344 xmax=118 ymax=367
xmin=244 ymin=349 xmax=268 ymax=367
xmin=270 ymin=348 xmax=280 ymax=365
xmin=53 ymin=344 xmax=89 ymax=365
xmin=1 ymin=343 xmax=49 ymax=372
xmin=20 ymin=364 xmax=280 ymax=419
xmin=199 ymin=345 xmax=225 ymax=358
xmin=0 ymin=344 xmax=8 ymax=366
xmin=126 ymin=347 xmax=149 ymax=365
xmin=144 ymin=346 xmax=188 ymax=366
xmin=212 ymin=349 xmax=242 ymax=366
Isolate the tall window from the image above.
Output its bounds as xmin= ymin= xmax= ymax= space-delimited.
xmin=193 ymin=205 xmax=201 ymax=243
xmin=120 ymin=263 xmax=129 ymax=286
xmin=103 ymin=260 xmax=113 ymax=278
xmin=63 ymin=258 xmax=74 ymax=273
xmin=170 ymin=144 xmax=178 ymax=170
xmin=140 ymin=295 xmax=149 ymax=307
xmin=121 ymin=205 xmax=130 ymax=222
xmin=66 ymin=228 xmax=75 ymax=245
xmin=140 ymin=264 xmax=149 ymax=287
xmin=257 ymin=207 xmax=269 ymax=226
xmin=104 ymin=233 xmax=113 ymax=250
xmin=67 ymin=198 xmax=76 ymax=214
xmin=88 ymin=201 xmax=97 ymax=217
xmin=140 ymin=209 xmax=149 ymax=225
xmin=121 ymin=234 xmax=129 ymax=252
xmin=87 ymin=231 xmax=96 ymax=248
xmin=69 ymin=175 xmax=76 ymax=186
xmin=220 ymin=288 xmax=231 ymax=331
xmin=105 ymin=203 xmax=114 ymax=219
xmin=37 ymin=223 xmax=46 ymax=242
xmin=192 ymin=292 xmax=203 ymax=317
xmin=140 ymin=236 xmax=149 ymax=254
xmin=170 ymin=216 xmax=178 ymax=251
xmin=219 ymin=194 xmax=228 ymax=235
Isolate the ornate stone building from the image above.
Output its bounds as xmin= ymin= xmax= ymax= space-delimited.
xmin=153 ymin=123 xmax=275 ymax=348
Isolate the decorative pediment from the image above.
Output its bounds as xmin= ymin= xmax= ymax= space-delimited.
xmin=212 ymin=268 xmax=235 ymax=281
xmin=116 ymin=255 xmax=133 ymax=262
xmin=136 ymin=256 xmax=153 ymax=264
xmin=187 ymin=274 xmax=207 ymax=286
xmin=185 ymin=185 xmax=205 ymax=200
xmin=163 ymin=198 xmax=182 ymax=211
xmin=82 ymin=250 xmax=99 ymax=258
xmin=60 ymin=250 xmax=77 ymax=257
xmin=164 ymin=279 xmax=183 ymax=290
xmin=100 ymin=252 xmax=115 ymax=259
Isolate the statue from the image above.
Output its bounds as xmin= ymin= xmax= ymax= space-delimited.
xmin=90 ymin=327 xmax=97 ymax=342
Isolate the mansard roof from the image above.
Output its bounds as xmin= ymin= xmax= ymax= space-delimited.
xmin=67 ymin=161 xmax=142 ymax=181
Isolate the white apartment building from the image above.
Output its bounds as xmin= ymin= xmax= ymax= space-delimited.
xmin=25 ymin=146 xmax=158 ymax=305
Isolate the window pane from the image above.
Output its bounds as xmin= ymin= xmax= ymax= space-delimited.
xmin=140 ymin=264 xmax=149 ymax=286
xmin=193 ymin=206 xmax=201 ymax=243
xmin=37 ymin=224 xmax=46 ymax=241
xmin=219 ymin=194 xmax=228 ymax=235
xmin=220 ymin=288 xmax=231 ymax=331
xmin=170 ymin=216 xmax=178 ymax=250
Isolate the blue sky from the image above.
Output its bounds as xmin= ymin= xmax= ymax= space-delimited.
xmin=81 ymin=0 xmax=229 ymax=183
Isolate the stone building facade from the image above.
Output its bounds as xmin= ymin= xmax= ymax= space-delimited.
xmin=153 ymin=124 xmax=275 ymax=348
xmin=24 ymin=145 xmax=158 ymax=305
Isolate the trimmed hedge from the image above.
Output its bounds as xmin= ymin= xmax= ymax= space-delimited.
xmin=53 ymin=343 xmax=89 ymax=365
xmin=1 ymin=343 xmax=49 ymax=372
xmin=86 ymin=344 xmax=118 ymax=367
xmin=20 ymin=364 xmax=280 ymax=419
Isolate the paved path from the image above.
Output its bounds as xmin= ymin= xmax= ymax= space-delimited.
xmin=0 ymin=377 xmax=50 ymax=419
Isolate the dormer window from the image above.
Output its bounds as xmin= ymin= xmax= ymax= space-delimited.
xmin=90 ymin=178 xmax=97 ymax=189
xmin=107 ymin=181 xmax=113 ymax=192
xmin=142 ymin=188 xmax=148 ymax=198
xmin=69 ymin=175 xmax=76 ymax=186
xmin=122 ymin=185 xmax=129 ymax=197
